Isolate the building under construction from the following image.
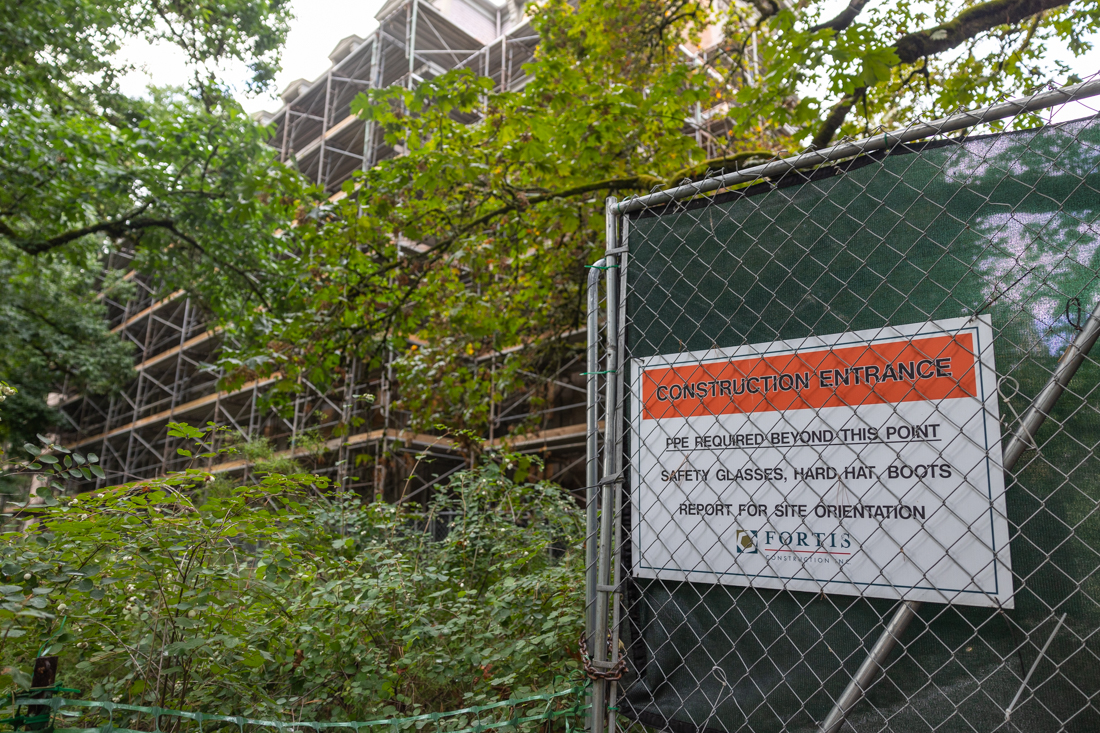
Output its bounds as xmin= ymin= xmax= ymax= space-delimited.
xmin=55 ymin=0 xmax=727 ymax=499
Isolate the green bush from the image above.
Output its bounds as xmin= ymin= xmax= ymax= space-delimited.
xmin=0 ymin=432 xmax=583 ymax=721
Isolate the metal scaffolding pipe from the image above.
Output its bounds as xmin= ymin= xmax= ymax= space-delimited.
xmin=407 ymin=0 xmax=419 ymax=87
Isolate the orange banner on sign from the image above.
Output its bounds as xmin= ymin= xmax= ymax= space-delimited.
xmin=642 ymin=332 xmax=978 ymax=420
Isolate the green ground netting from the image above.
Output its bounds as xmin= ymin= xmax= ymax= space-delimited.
xmin=1 ymin=687 xmax=588 ymax=733
xmin=618 ymin=115 xmax=1100 ymax=732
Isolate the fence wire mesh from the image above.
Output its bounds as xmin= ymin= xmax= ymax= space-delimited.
xmin=587 ymin=81 xmax=1100 ymax=733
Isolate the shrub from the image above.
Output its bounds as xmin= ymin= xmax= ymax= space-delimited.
xmin=0 ymin=432 xmax=583 ymax=721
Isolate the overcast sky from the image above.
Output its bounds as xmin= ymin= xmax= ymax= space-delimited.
xmin=117 ymin=0 xmax=389 ymax=115
xmin=116 ymin=0 xmax=1100 ymax=120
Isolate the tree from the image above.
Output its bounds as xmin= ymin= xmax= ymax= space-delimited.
xmin=0 ymin=0 xmax=303 ymax=448
xmin=222 ymin=0 xmax=1099 ymax=446
xmin=719 ymin=0 xmax=1100 ymax=148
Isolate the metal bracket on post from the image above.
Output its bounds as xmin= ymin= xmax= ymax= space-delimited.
xmin=820 ymin=299 xmax=1100 ymax=733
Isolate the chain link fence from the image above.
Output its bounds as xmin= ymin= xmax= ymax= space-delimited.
xmin=585 ymin=79 xmax=1100 ymax=733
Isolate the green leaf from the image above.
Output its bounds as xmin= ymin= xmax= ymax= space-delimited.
xmin=38 ymin=455 xmax=58 ymax=464
xmin=857 ymin=46 xmax=901 ymax=86
xmin=168 ymin=423 xmax=205 ymax=440
xmin=90 ymin=465 xmax=105 ymax=479
xmin=23 ymin=444 xmax=41 ymax=456
xmin=17 ymin=609 xmax=54 ymax=619
xmin=239 ymin=650 xmax=265 ymax=668
xmin=7 ymin=668 xmax=31 ymax=688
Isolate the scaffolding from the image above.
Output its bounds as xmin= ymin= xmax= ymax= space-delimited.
xmin=262 ymin=0 xmax=540 ymax=193
xmin=54 ymin=0 xmax=589 ymax=500
xmin=56 ymin=0 xmax=728 ymax=500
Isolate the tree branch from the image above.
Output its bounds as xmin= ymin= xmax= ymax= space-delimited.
xmin=668 ymin=149 xmax=776 ymax=182
xmin=810 ymin=0 xmax=871 ymax=33
xmin=2 ymin=203 xmax=272 ymax=309
xmin=749 ymin=0 xmax=790 ymax=21
xmin=7 ymin=204 xmax=155 ymax=255
xmin=812 ymin=87 xmax=865 ymax=149
xmin=367 ymin=151 xmax=776 ymax=280
xmin=159 ymin=223 xmax=273 ymax=311
xmin=893 ymin=0 xmax=1071 ymax=65
xmin=810 ymin=0 xmax=1076 ymax=147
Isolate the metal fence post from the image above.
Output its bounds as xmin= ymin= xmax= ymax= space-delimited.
xmin=591 ymin=198 xmax=621 ymax=733
xmin=586 ymin=255 xmax=606 ymax=733
xmin=606 ymin=212 xmax=630 ymax=733
xmin=586 ymin=257 xmax=606 ymax=653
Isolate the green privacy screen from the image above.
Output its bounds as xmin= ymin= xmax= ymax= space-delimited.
xmin=617 ymin=115 xmax=1100 ymax=732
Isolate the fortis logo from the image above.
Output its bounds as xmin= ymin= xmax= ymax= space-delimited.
xmin=735 ymin=529 xmax=758 ymax=554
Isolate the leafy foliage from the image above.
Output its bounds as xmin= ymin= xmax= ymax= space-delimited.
xmin=722 ymin=0 xmax=1100 ymax=147
xmin=0 ymin=383 xmax=15 ymax=420
xmin=0 ymin=429 xmax=582 ymax=719
xmin=0 ymin=254 xmax=135 ymax=447
xmin=5 ymin=0 xmax=1097 ymax=452
xmin=0 ymin=0 xmax=304 ymax=448
xmin=222 ymin=0 xmax=1100 ymax=446
xmin=222 ymin=0 xmax=730 ymax=436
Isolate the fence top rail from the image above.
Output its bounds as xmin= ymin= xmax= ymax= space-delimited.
xmin=611 ymin=77 xmax=1100 ymax=216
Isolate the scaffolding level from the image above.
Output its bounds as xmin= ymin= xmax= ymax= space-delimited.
xmin=259 ymin=0 xmax=539 ymax=193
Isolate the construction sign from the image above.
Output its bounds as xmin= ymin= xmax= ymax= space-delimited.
xmin=630 ymin=316 xmax=1013 ymax=608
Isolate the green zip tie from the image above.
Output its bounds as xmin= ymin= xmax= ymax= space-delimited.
xmin=585 ymin=264 xmax=619 ymax=269
xmin=581 ymin=370 xmax=616 ymax=375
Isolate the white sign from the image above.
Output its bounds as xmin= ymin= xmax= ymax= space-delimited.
xmin=630 ymin=317 xmax=1013 ymax=608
